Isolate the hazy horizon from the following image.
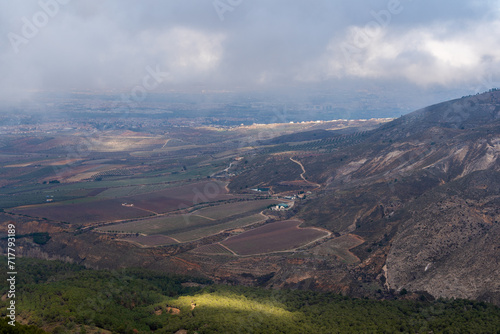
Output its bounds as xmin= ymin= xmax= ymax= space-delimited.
xmin=1 ymin=0 xmax=500 ymax=115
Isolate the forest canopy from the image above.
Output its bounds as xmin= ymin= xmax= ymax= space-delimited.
xmin=1 ymin=257 xmax=500 ymax=334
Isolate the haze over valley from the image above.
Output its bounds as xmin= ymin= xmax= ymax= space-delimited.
xmin=1 ymin=1 xmax=500 ymax=333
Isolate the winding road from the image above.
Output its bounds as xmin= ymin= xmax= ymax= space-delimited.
xmin=289 ymin=157 xmax=321 ymax=189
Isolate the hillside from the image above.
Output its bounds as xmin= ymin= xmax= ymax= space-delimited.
xmin=1 ymin=257 xmax=500 ymax=333
xmin=226 ymin=91 xmax=500 ymax=303
xmin=302 ymin=92 xmax=500 ymax=303
xmin=387 ymin=170 xmax=500 ymax=304
xmin=1 ymin=91 xmax=498 ymax=311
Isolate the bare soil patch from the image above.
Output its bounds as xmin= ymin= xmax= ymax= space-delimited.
xmin=221 ymin=220 xmax=328 ymax=255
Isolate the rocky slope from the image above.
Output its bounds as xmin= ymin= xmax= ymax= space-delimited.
xmin=228 ymin=90 xmax=500 ymax=303
xmin=386 ymin=170 xmax=500 ymax=304
xmin=298 ymin=91 xmax=500 ymax=303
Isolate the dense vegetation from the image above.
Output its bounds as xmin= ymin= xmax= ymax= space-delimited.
xmin=0 ymin=318 xmax=46 ymax=334
xmin=1 ymin=257 xmax=500 ymax=333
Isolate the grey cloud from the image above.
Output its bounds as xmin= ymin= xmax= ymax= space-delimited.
xmin=0 ymin=0 xmax=499 ymax=104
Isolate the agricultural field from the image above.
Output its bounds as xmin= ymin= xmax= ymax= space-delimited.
xmin=221 ymin=220 xmax=329 ymax=255
xmin=97 ymin=214 xmax=211 ymax=235
xmin=170 ymin=213 xmax=266 ymax=242
xmin=0 ymin=188 xmax=84 ymax=209
xmin=117 ymin=234 xmax=179 ymax=247
xmin=0 ymin=144 xmax=228 ymax=209
xmin=116 ymin=180 xmax=233 ymax=214
xmin=55 ymin=167 xmax=221 ymax=190
xmin=9 ymin=181 xmax=233 ymax=225
xmin=97 ymin=205 xmax=266 ymax=246
xmin=10 ymin=199 xmax=150 ymax=225
xmin=98 ymin=198 xmax=277 ymax=236
xmin=51 ymin=163 xmax=126 ymax=183
xmin=95 ymin=182 xmax=180 ymax=198
xmin=192 ymin=199 xmax=281 ymax=220
xmin=306 ymin=234 xmax=365 ymax=264
xmin=191 ymin=243 xmax=235 ymax=255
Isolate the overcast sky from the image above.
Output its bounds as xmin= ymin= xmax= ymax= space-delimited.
xmin=1 ymin=0 xmax=500 ymax=107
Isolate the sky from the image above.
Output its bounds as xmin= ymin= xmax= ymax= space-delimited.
xmin=1 ymin=0 xmax=500 ymax=110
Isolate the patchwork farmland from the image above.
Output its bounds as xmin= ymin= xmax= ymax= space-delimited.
xmin=221 ymin=220 xmax=329 ymax=255
xmin=98 ymin=214 xmax=211 ymax=235
xmin=10 ymin=199 xmax=150 ymax=225
xmin=170 ymin=213 xmax=266 ymax=242
xmin=9 ymin=180 xmax=235 ymax=225
xmin=97 ymin=199 xmax=281 ymax=245
xmin=193 ymin=199 xmax=283 ymax=219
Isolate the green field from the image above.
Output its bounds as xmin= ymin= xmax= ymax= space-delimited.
xmin=54 ymin=164 xmax=219 ymax=190
xmin=0 ymin=185 xmax=98 ymax=209
xmin=170 ymin=214 xmax=266 ymax=242
xmin=97 ymin=199 xmax=277 ymax=242
xmin=95 ymin=182 xmax=177 ymax=198
xmin=194 ymin=199 xmax=280 ymax=220
xmin=97 ymin=214 xmax=211 ymax=235
xmin=98 ymin=212 xmax=266 ymax=243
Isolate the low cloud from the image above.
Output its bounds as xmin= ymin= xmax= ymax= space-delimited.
xmin=317 ymin=19 xmax=500 ymax=87
xmin=0 ymin=0 xmax=499 ymax=103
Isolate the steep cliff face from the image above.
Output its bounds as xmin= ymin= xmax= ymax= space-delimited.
xmin=386 ymin=170 xmax=500 ymax=304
